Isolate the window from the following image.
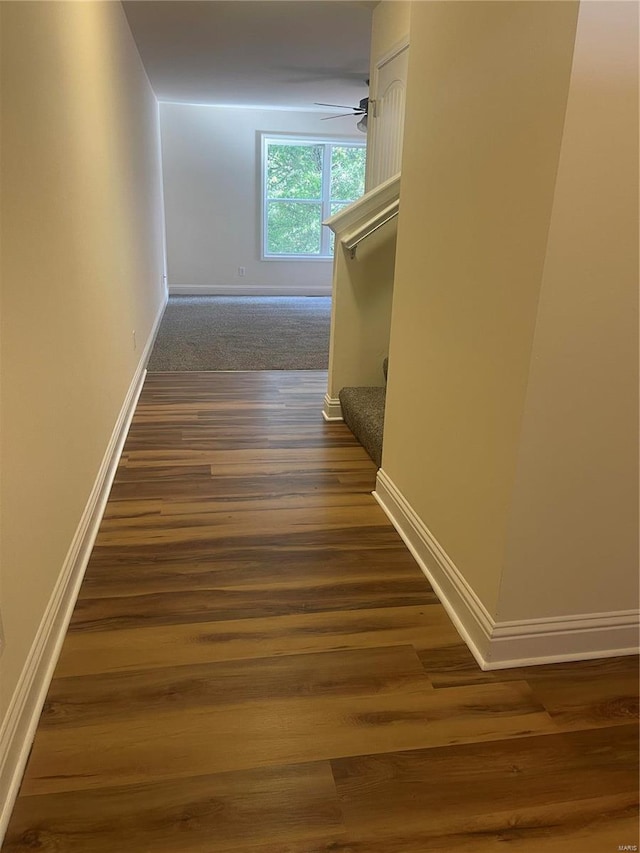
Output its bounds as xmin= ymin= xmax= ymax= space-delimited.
xmin=262 ymin=135 xmax=366 ymax=259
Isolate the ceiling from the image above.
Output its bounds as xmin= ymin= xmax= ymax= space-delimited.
xmin=122 ymin=1 xmax=374 ymax=112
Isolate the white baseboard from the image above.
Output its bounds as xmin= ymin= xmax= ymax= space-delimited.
xmin=487 ymin=611 xmax=640 ymax=669
xmin=169 ymin=284 xmax=332 ymax=297
xmin=373 ymin=468 xmax=640 ymax=671
xmin=0 ymin=294 xmax=166 ymax=843
xmin=373 ymin=469 xmax=494 ymax=668
xmin=322 ymin=393 xmax=343 ymax=421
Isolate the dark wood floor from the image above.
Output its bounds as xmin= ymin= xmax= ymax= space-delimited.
xmin=3 ymin=371 xmax=638 ymax=852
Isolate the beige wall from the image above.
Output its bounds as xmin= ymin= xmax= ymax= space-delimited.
xmin=327 ymin=220 xmax=397 ymax=399
xmin=160 ymin=102 xmax=363 ymax=293
xmin=0 ymin=1 xmax=165 ymax=718
xmin=366 ymin=0 xmax=410 ymax=190
xmin=369 ymin=0 xmax=410 ymax=69
xmin=499 ymin=1 xmax=639 ymax=621
xmin=382 ymin=1 xmax=579 ymax=613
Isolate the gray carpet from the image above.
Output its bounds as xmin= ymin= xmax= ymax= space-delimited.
xmin=339 ymin=386 xmax=386 ymax=468
xmin=147 ymin=296 xmax=331 ymax=371
xmin=338 ymin=359 xmax=388 ymax=468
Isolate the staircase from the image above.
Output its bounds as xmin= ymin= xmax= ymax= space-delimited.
xmin=339 ymin=358 xmax=388 ymax=468
xmin=322 ymin=173 xmax=400 ymax=427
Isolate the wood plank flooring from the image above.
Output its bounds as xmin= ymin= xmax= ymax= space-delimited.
xmin=3 ymin=371 xmax=638 ymax=852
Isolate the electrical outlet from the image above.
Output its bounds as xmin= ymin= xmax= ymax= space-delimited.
xmin=238 ymin=266 xmax=246 ymax=277
xmin=132 ymin=330 xmax=137 ymax=350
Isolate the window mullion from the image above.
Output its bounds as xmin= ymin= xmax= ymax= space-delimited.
xmin=320 ymin=144 xmax=332 ymax=256
xmin=266 ymin=198 xmax=322 ymax=204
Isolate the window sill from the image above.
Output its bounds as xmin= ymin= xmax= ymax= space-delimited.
xmin=261 ymin=254 xmax=334 ymax=262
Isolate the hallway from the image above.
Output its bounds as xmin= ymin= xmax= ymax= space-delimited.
xmin=3 ymin=371 xmax=637 ymax=851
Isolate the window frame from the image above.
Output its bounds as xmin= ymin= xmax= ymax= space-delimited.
xmin=260 ymin=133 xmax=366 ymax=261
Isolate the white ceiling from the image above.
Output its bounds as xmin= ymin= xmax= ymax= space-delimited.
xmin=122 ymin=1 xmax=374 ymax=112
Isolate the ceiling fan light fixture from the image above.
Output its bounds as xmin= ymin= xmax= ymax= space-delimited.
xmin=357 ymin=114 xmax=367 ymax=133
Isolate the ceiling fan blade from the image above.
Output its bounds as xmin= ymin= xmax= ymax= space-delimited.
xmin=321 ymin=113 xmax=356 ymax=120
xmin=315 ymin=102 xmax=355 ymax=110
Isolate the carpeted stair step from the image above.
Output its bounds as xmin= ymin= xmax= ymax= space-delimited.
xmin=339 ymin=385 xmax=386 ymax=468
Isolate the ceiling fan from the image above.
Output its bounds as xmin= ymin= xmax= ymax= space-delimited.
xmin=315 ymin=97 xmax=369 ymax=133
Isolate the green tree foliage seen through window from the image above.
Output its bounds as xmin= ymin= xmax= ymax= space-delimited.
xmin=331 ymin=146 xmax=366 ymax=201
xmin=265 ymin=138 xmax=366 ymax=257
xmin=267 ymin=201 xmax=322 ymax=255
xmin=267 ymin=144 xmax=324 ymax=200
